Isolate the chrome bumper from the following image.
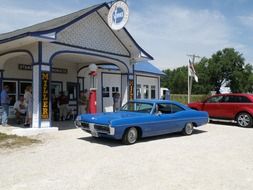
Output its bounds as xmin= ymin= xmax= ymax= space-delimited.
xmin=75 ymin=121 xmax=115 ymax=136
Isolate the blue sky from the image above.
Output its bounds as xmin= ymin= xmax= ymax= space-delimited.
xmin=1 ymin=0 xmax=253 ymax=69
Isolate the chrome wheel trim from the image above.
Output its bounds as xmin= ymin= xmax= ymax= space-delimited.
xmin=238 ymin=114 xmax=250 ymax=127
xmin=128 ymin=128 xmax=137 ymax=144
xmin=185 ymin=123 xmax=193 ymax=135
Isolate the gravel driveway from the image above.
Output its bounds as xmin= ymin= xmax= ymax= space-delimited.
xmin=0 ymin=123 xmax=253 ymax=190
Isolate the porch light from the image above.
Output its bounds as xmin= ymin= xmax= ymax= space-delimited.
xmin=88 ymin=63 xmax=97 ymax=72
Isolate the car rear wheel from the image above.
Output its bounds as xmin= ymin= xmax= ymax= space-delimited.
xmin=236 ymin=112 xmax=253 ymax=128
xmin=122 ymin=127 xmax=138 ymax=145
xmin=182 ymin=123 xmax=194 ymax=135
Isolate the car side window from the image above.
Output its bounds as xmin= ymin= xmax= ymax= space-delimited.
xmin=221 ymin=96 xmax=234 ymax=103
xmin=206 ymin=96 xmax=223 ymax=103
xmin=171 ymin=104 xmax=184 ymax=113
xmin=156 ymin=104 xmax=171 ymax=114
xmin=156 ymin=103 xmax=184 ymax=114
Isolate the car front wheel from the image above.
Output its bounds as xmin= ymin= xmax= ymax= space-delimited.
xmin=122 ymin=127 xmax=138 ymax=145
xmin=236 ymin=112 xmax=253 ymax=128
xmin=182 ymin=123 xmax=194 ymax=135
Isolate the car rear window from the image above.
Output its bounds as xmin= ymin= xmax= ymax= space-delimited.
xmin=238 ymin=96 xmax=251 ymax=103
xmin=221 ymin=95 xmax=252 ymax=103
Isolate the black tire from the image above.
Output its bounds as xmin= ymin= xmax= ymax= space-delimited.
xmin=182 ymin=123 xmax=194 ymax=135
xmin=236 ymin=112 xmax=253 ymax=128
xmin=122 ymin=127 xmax=138 ymax=145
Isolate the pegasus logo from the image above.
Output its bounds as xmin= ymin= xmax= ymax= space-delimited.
xmin=112 ymin=6 xmax=124 ymax=24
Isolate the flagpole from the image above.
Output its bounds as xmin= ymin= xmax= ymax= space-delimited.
xmin=188 ymin=61 xmax=190 ymax=103
xmin=187 ymin=54 xmax=200 ymax=103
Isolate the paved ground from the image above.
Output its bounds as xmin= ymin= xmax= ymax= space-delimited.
xmin=0 ymin=123 xmax=253 ymax=190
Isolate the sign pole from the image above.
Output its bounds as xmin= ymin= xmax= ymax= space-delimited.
xmin=187 ymin=54 xmax=200 ymax=103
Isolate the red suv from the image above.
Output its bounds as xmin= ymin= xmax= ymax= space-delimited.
xmin=188 ymin=93 xmax=253 ymax=128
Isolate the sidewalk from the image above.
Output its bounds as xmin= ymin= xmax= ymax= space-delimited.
xmin=0 ymin=120 xmax=75 ymax=136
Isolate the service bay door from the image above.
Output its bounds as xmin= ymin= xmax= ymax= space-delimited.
xmin=102 ymin=73 xmax=121 ymax=112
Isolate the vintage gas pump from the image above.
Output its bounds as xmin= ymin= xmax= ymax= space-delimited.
xmin=88 ymin=64 xmax=97 ymax=113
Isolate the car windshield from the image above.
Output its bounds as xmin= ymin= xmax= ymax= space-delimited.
xmin=120 ymin=102 xmax=154 ymax=113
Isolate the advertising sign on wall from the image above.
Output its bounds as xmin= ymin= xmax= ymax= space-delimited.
xmin=129 ymin=79 xmax=134 ymax=100
xmin=41 ymin=72 xmax=50 ymax=120
xmin=108 ymin=0 xmax=129 ymax=30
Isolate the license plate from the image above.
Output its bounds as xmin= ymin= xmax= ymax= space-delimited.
xmin=89 ymin=124 xmax=98 ymax=137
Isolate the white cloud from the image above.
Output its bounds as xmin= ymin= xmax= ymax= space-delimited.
xmin=0 ymin=6 xmax=72 ymax=33
xmin=127 ymin=4 xmax=244 ymax=69
xmin=238 ymin=14 xmax=253 ymax=29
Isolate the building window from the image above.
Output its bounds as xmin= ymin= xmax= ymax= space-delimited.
xmin=112 ymin=86 xmax=119 ymax=97
xmin=143 ymin=85 xmax=149 ymax=99
xmin=3 ymin=81 xmax=17 ymax=106
xmin=103 ymin=87 xmax=110 ymax=97
xmin=67 ymin=82 xmax=77 ymax=100
xmin=20 ymin=81 xmax=32 ymax=95
xmin=51 ymin=82 xmax=62 ymax=97
xmin=136 ymin=84 xmax=141 ymax=99
xmin=151 ymin=85 xmax=156 ymax=99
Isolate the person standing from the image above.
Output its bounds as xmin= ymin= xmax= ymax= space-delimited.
xmin=13 ymin=96 xmax=27 ymax=124
xmin=58 ymin=91 xmax=69 ymax=121
xmin=52 ymin=93 xmax=59 ymax=121
xmin=78 ymin=90 xmax=88 ymax=114
xmin=24 ymin=85 xmax=33 ymax=127
xmin=113 ymin=92 xmax=121 ymax=112
xmin=1 ymin=86 xmax=11 ymax=126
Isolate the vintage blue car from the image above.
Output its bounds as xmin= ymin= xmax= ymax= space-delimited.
xmin=75 ymin=100 xmax=208 ymax=144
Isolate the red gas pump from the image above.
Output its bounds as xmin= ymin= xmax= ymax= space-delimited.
xmin=88 ymin=64 xmax=97 ymax=114
xmin=88 ymin=89 xmax=97 ymax=113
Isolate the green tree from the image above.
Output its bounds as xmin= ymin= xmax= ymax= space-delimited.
xmin=161 ymin=48 xmax=253 ymax=94
xmin=207 ymin=48 xmax=252 ymax=93
xmin=161 ymin=67 xmax=188 ymax=94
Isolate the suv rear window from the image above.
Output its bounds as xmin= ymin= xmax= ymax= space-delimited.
xmin=238 ymin=96 xmax=251 ymax=103
xmin=221 ymin=95 xmax=251 ymax=103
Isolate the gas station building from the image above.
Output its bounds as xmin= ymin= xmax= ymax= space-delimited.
xmin=0 ymin=2 xmax=163 ymax=128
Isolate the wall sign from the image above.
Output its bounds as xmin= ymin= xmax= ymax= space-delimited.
xmin=41 ymin=72 xmax=50 ymax=120
xmin=18 ymin=64 xmax=68 ymax=74
xmin=129 ymin=79 xmax=134 ymax=100
xmin=108 ymin=0 xmax=129 ymax=30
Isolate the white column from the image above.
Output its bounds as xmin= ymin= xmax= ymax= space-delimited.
xmin=32 ymin=65 xmax=40 ymax=128
xmin=31 ymin=42 xmax=51 ymax=128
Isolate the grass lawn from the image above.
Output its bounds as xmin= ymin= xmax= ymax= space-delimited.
xmin=0 ymin=133 xmax=40 ymax=149
xmin=170 ymin=94 xmax=208 ymax=104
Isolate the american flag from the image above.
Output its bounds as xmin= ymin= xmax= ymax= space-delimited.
xmin=188 ymin=59 xmax=198 ymax=82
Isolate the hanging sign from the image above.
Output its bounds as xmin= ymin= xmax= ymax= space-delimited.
xmin=18 ymin=64 xmax=68 ymax=74
xmin=41 ymin=72 xmax=50 ymax=120
xmin=108 ymin=0 xmax=129 ymax=30
xmin=129 ymin=79 xmax=134 ymax=100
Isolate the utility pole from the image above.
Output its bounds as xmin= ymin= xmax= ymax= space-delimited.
xmin=187 ymin=54 xmax=201 ymax=103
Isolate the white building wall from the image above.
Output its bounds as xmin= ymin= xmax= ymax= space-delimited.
xmin=4 ymin=56 xmax=32 ymax=79
xmin=57 ymin=13 xmax=129 ymax=57
xmin=52 ymin=61 xmax=78 ymax=90
xmin=136 ymin=74 xmax=160 ymax=99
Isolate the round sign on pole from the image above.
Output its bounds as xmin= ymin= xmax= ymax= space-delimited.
xmin=108 ymin=1 xmax=129 ymax=30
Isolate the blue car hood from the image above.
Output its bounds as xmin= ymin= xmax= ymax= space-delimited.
xmin=80 ymin=111 xmax=147 ymax=125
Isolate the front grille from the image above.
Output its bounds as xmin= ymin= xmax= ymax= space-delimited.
xmin=94 ymin=124 xmax=110 ymax=133
xmin=81 ymin=122 xmax=89 ymax=129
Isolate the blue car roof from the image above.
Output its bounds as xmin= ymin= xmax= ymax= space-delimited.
xmin=129 ymin=99 xmax=190 ymax=109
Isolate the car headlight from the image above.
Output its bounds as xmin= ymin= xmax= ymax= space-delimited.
xmin=109 ymin=124 xmax=115 ymax=135
xmin=76 ymin=115 xmax=81 ymax=121
xmin=75 ymin=115 xmax=82 ymax=128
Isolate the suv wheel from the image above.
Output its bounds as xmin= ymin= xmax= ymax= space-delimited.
xmin=236 ymin=112 xmax=253 ymax=128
